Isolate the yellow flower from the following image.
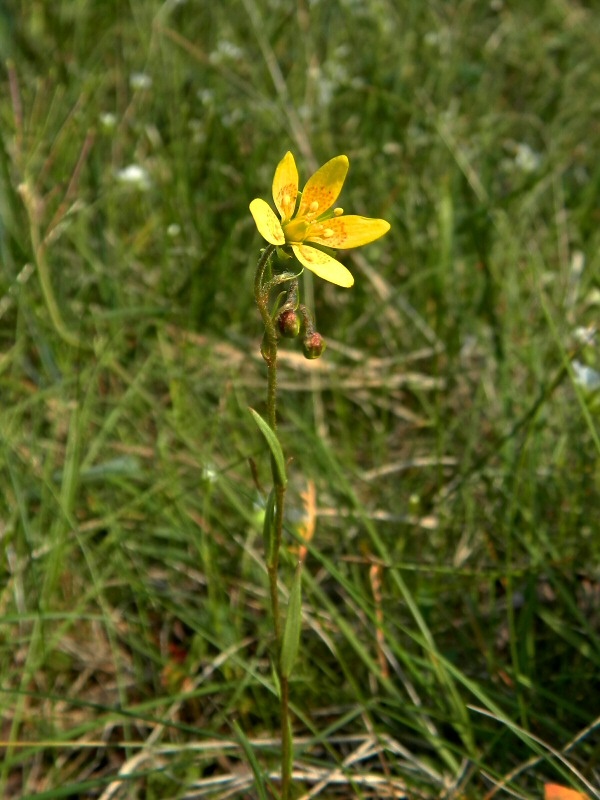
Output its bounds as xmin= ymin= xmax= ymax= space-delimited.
xmin=249 ymin=152 xmax=390 ymax=287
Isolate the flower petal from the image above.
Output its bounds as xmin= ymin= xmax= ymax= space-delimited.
xmin=291 ymin=244 xmax=354 ymax=287
xmin=272 ymin=151 xmax=298 ymax=223
xmin=297 ymin=155 xmax=349 ymax=220
xmin=250 ymin=198 xmax=285 ymax=245
xmin=308 ymin=215 xmax=390 ymax=249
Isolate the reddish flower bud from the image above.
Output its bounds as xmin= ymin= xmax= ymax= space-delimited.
xmin=278 ymin=309 xmax=301 ymax=338
xmin=302 ymin=331 xmax=326 ymax=359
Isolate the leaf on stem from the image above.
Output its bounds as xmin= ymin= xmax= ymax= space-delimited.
xmin=249 ymin=407 xmax=287 ymax=488
xmin=280 ymin=562 xmax=303 ymax=678
xmin=232 ymin=721 xmax=269 ymax=800
xmin=262 ymin=489 xmax=277 ymax=567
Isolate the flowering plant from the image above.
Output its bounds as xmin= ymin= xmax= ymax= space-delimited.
xmin=250 ymin=151 xmax=389 ymax=287
xmin=247 ymin=152 xmax=389 ymax=799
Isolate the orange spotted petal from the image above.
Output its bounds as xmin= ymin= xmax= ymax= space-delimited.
xmin=249 ymin=198 xmax=285 ymax=245
xmin=308 ymin=215 xmax=390 ymax=249
xmin=297 ymin=155 xmax=349 ymax=220
xmin=272 ymin=151 xmax=298 ymax=223
xmin=291 ymin=244 xmax=354 ymax=288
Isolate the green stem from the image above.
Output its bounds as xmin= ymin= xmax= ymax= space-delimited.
xmin=280 ymin=674 xmax=292 ymax=799
xmin=266 ymin=482 xmax=286 ymax=643
xmin=254 ymin=245 xmax=294 ymax=800
xmin=22 ymin=183 xmax=80 ymax=348
xmin=254 ymin=245 xmax=277 ymax=348
xmin=36 ymin=243 xmax=79 ymax=346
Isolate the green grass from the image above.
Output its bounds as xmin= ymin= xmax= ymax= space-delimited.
xmin=1 ymin=0 xmax=600 ymax=797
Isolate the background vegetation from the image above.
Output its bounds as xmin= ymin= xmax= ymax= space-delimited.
xmin=1 ymin=0 xmax=599 ymax=797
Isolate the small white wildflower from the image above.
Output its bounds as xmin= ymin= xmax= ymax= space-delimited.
xmin=209 ymin=40 xmax=244 ymax=64
xmin=573 ymin=327 xmax=596 ymax=347
xmin=116 ymin=164 xmax=151 ymax=190
xmin=130 ymin=72 xmax=153 ymax=90
xmin=572 ymin=360 xmax=600 ymax=392
xmin=197 ymin=89 xmax=215 ymax=106
xmin=167 ymin=223 xmax=181 ymax=237
xmin=202 ymin=464 xmax=218 ymax=483
xmin=100 ymin=112 xmax=117 ymax=130
xmin=514 ymin=143 xmax=541 ymax=173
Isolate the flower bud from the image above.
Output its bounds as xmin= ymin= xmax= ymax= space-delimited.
xmin=278 ymin=309 xmax=301 ymax=338
xmin=302 ymin=331 xmax=326 ymax=360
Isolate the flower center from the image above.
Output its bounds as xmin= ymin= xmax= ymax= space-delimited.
xmin=283 ymin=217 xmax=311 ymax=243
xmin=283 ymin=205 xmax=345 ymax=244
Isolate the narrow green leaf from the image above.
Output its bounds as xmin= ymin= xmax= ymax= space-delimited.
xmin=262 ymin=488 xmax=276 ymax=567
xmin=249 ymin=407 xmax=287 ymax=487
xmin=232 ymin=721 xmax=269 ymax=800
xmin=271 ymin=660 xmax=281 ymax=699
xmin=280 ymin=563 xmax=303 ymax=678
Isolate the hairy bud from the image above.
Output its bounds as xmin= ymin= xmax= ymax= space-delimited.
xmin=278 ymin=309 xmax=301 ymax=338
xmin=302 ymin=331 xmax=326 ymax=360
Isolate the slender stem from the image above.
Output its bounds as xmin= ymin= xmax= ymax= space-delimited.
xmin=255 ymin=246 xmax=277 ymax=337
xmin=267 ymin=351 xmax=278 ymax=432
xmin=266 ymin=482 xmax=286 ymax=643
xmin=21 ymin=184 xmax=80 ymax=348
xmin=254 ymin=245 xmax=294 ymax=800
xmin=280 ymin=674 xmax=292 ymax=800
